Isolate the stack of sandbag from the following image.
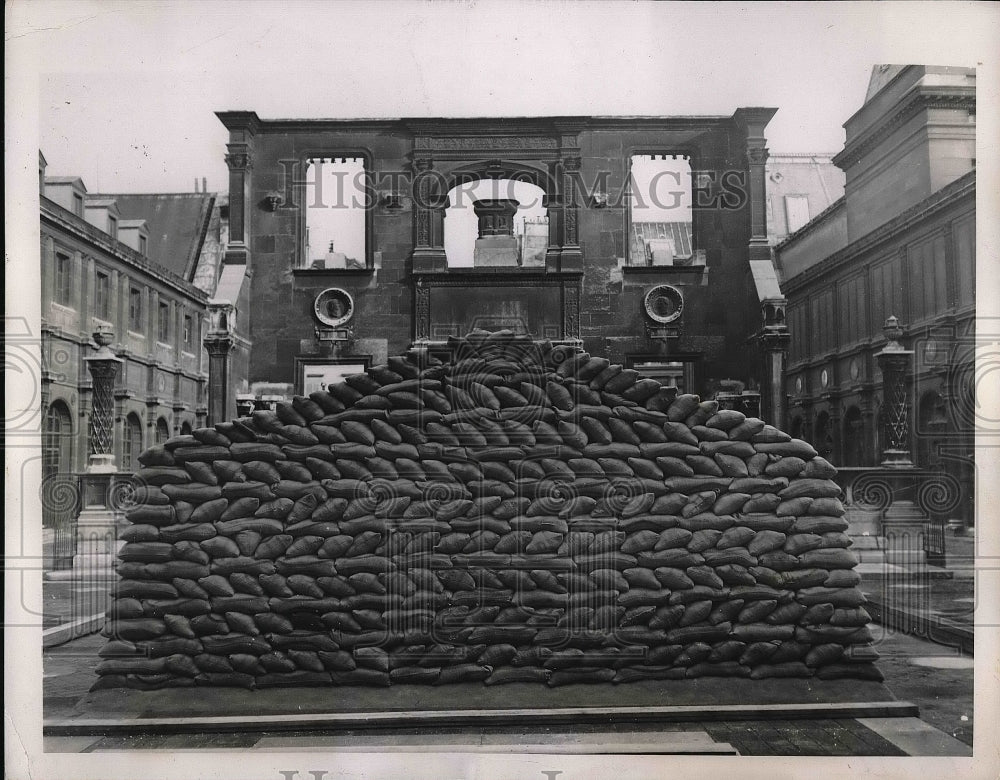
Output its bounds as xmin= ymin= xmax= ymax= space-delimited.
xmin=94 ymin=329 xmax=882 ymax=690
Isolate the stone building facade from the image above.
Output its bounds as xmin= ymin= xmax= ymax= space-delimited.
xmin=216 ymin=109 xmax=789 ymax=421
xmin=775 ymin=65 xmax=976 ymax=528
xmin=39 ymin=154 xmax=250 ymax=564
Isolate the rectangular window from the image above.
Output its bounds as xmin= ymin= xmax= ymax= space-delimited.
xmin=53 ymin=252 xmax=72 ymax=306
xmin=302 ymin=157 xmax=368 ymax=269
xmin=784 ymin=195 xmax=810 ymax=234
xmin=72 ymin=192 xmax=84 ymax=217
xmin=95 ymin=270 xmax=111 ymax=320
xmin=139 ymin=234 xmax=147 ymax=255
xmin=107 ymin=214 xmax=118 ymax=239
xmin=158 ymin=301 xmax=170 ymax=342
xmin=628 ymin=154 xmax=694 ymax=266
xmin=183 ymin=314 xmax=192 ymax=347
xmin=129 ymin=287 xmax=143 ymax=332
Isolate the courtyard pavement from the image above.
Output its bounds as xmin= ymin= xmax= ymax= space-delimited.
xmin=39 ymin=530 xmax=980 ymax=756
xmin=42 ymin=623 xmax=973 ymax=756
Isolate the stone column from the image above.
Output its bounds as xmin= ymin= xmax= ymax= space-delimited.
xmin=411 ymin=157 xmax=448 ymax=271
xmin=874 ymin=315 xmax=928 ymax=565
xmin=877 ymin=315 xmax=915 ymax=468
xmin=545 ymin=160 xmax=562 ymax=270
xmin=733 ymin=108 xmax=779 ymax=286
xmin=758 ymin=301 xmax=790 ymax=428
xmin=559 ymin=156 xmax=583 ymax=270
xmin=58 ymin=325 xmax=129 ymax=591
xmin=84 ymin=325 xmax=122 ymax=473
xmin=225 ymin=147 xmax=252 ymax=250
xmin=204 ymin=302 xmax=236 ymax=426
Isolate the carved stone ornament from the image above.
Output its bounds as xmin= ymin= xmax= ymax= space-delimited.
xmin=643 ymin=285 xmax=685 ymax=324
xmin=225 ymin=150 xmax=252 ymax=170
xmin=430 ymin=137 xmax=558 ymax=150
xmin=746 ymin=146 xmax=769 ymax=166
xmin=314 ymin=288 xmax=355 ymax=328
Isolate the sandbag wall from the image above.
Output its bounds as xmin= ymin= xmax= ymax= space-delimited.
xmin=95 ymin=330 xmax=882 ymax=690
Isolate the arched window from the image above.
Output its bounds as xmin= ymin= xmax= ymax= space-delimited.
xmin=122 ymin=413 xmax=143 ymax=471
xmin=814 ymin=411 xmax=835 ymax=462
xmin=180 ymin=421 xmax=193 ymax=436
xmin=42 ymin=401 xmax=76 ymax=568
xmin=444 ymin=178 xmax=548 ymax=268
xmin=842 ymin=406 xmax=865 ymax=466
xmin=789 ymin=415 xmax=804 ymax=441
xmin=43 ymin=401 xmax=73 ymax=475
xmin=155 ymin=417 xmax=170 ymax=444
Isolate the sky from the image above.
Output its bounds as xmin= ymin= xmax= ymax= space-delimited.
xmin=12 ymin=1 xmax=996 ymax=196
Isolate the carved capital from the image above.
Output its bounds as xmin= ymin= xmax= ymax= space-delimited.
xmin=759 ymin=328 xmax=790 ymax=352
xmin=203 ymin=337 xmax=234 ymax=358
xmin=746 ymin=146 xmax=769 ymax=166
xmin=562 ymin=156 xmax=582 ymax=172
xmin=225 ymin=145 xmax=252 ymax=170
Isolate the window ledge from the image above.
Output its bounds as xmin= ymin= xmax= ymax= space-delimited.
xmin=50 ymin=301 xmax=77 ymax=315
xmin=127 ymin=330 xmax=146 ymax=340
xmin=622 ymin=264 xmax=708 ymax=286
xmin=155 ymin=341 xmax=173 ymax=350
xmin=292 ymin=267 xmax=374 ymax=278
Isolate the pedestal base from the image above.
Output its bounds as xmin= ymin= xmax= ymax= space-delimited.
xmin=881 ymin=500 xmax=929 ymax=567
xmin=880 ymin=450 xmax=915 ymax=469
xmin=473 ymin=236 xmax=519 ymax=267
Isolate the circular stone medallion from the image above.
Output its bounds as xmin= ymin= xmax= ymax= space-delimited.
xmin=644 ymin=285 xmax=684 ymax=324
xmin=314 ymin=288 xmax=355 ymax=328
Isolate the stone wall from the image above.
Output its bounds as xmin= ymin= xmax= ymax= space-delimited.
xmin=95 ymin=332 xmax=881 ymax=690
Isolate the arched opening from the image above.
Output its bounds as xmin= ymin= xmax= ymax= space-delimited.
xmin=43 ymin=402 xmax=73 ymax=476
xmin=789 ymin=415 xmax=804 ymax=441
xmin=155 ymin=417 xmax=170 ymax=445
xmin=42 ymin=401 xmax=75 ymax=569
xmin=842 ymin=406 xmax=865 ymax=466
xmin=180 ymin=421 xmax=193 ymax=436
xmin=813 ymin=411 xmax=835 ymax=462
xmin=122 ymin=413 xmax=143 ymax=472
xmin=444 ymin=178 xmax=548 ymax=268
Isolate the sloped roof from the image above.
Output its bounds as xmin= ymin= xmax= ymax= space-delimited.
xmin=629 ymin=221 xmax=694 ymax=261
xmin=94 ymin=193 xmax=215 ymax=281
xmin=45 ymin=176 xmax=87 ymax=190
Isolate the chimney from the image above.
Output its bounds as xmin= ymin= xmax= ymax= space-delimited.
xmin=194 ymin=178 xmax=199 ymax=192
xmin=202 ymin=177 xmax=207 ymax=193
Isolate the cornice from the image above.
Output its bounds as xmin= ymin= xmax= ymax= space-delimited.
xmin=833 ymin=88 xmax=976 ymax=170
xmin=229 ymin=115 xmax=736 ymax=137
xmin=781 ymin=170 xmax=975 ymax=294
